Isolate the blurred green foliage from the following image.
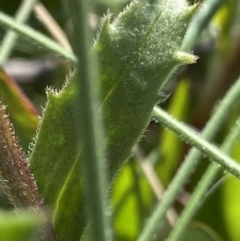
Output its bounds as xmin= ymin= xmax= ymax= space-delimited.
xmin=0 ymin=0 xmax=240 ymax=241
xmin=0 ymin=210 xmax=43 ymax=241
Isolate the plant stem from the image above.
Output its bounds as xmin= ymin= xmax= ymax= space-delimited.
xmin=166 ymin=115 xmax=240 ymax=241
xmin=152 ymin=107 xmax=240 ymax=178
xmin=66 ymin=0 xmax=112 ymax=241
xmin=0 ymin=0 xmax=38 ymax=64
xmin=138 ymin=76 xmax=240 ymax=241
xmin=182 ymin=0 xmax=225 ymax=51
xmin=0 ymin=101 xmax=57 ymax=241
xmin=0 ymin=102 xmax=42 ymax=208
xmin=0 ymin=11 xmax=76 ymax=63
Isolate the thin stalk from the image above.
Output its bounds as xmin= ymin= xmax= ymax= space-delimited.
xmin=138 ymin=76 xmax=240 ymax=241
xmin=0 ymin=102 xmax=42 ymax=208
xmin=152 ymin=107 xmax=240 ymax=178
xmin=166 ymin=116 xmax=240 ymax=241
xmin=66 ymin=1 xmax=112 ymax=241
xmin=0 ymin=101 xmax=57 ymax=241
xmin=182 ymin=0 xmax=225 ymax=51
xmin=0 ymin=11 xmax=76 ymax=63
xmin=0 ymin=0 xmax=38 ymax=64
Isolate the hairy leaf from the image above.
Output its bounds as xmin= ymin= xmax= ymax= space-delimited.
xmin=29 ymin=0 xmax=197 ymax=240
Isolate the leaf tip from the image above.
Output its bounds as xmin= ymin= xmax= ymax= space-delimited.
xmin=183 ymin=3 xmax=199 ymax=18
xmin=174 ymin=51 xmax=198 ymax=65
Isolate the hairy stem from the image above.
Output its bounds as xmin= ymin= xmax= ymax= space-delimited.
xmin=0 ymin=102 xmax=42 ymax=208
xmin=0 ymin=101 xmax=57 ymax=241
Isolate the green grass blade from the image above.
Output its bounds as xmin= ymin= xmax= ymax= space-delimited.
xmin=182 ymin=0 xmax=225 ymax=51
xmin=0 ymin=11 xmax=76 ymax=63
xmin=0 ymin=0 xmax=38 ymax=64
xmin=66 ymin=0 xmax=112 ymax=241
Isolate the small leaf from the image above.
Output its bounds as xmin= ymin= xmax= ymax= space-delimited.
xmin=29 ymin=1 xmax=197 ymax=240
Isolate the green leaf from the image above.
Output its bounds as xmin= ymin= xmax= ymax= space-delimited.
xmin=29 ymin=79 xmax=83 ymax=241
xmin=218 ymin=133 xmax=240 ymax=241
xmin=94 ymin=0 xmax=197 ymax=178
xmin=220 ymin=175 xmax=240 ymax=241
xmin=112 ymin=161 xmax=153 ymax=241
xmin=219 ymin=133 xmax=240 ymax=240
xmin=138 ymin=80 xmax=191 ymax=240
xmin=29 ymin=1 xmax=197 ymax=240
xmin=0 ymin=210 xmax=43 ymax=241
xmin=156 ymin=78 xmax=191 ymax=186
xmin=0 ymin=67 xmax=39 ymax=149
